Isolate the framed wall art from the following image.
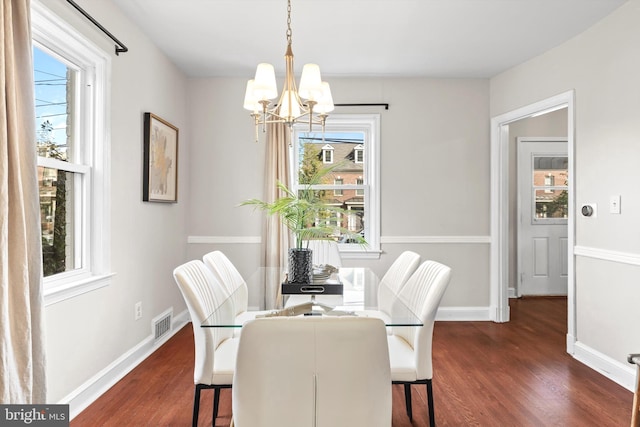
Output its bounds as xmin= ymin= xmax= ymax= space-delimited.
xmin=143 ymin=112 xmax=178 ymax=202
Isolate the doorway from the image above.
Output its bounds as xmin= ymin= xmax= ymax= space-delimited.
xmin=489 ymin=90 xmax=576 ymax=354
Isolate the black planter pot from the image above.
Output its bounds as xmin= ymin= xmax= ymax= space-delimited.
xmin=288 ymin=248 xmax=313 ymax=284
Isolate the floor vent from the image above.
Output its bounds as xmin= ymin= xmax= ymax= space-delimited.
xmin=153 ymin=308 xmax=173 ymax=342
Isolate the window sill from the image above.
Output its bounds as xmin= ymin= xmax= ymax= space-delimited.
xmin=339 ymin=249 xmax=382 ymax=260
xmin=44 ymin=272 xmax=115 ymax=306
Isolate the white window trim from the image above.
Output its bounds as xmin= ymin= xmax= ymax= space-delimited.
xmin=291 ymin=114 xmax=381 ymax=259
xmin=32 ymin=1 xmax=113 ymax=306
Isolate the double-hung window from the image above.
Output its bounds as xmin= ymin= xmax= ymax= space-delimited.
xmin=291 ymin=114 xmax=380 ymax=258
xmin=32 ymin=1 xmax=111 ymax=304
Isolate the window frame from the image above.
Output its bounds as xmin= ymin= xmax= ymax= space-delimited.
xmin=291 ymin=114 xmax=381 ymax=259
xmin=32 ymin=1 xmax=113 ymax=305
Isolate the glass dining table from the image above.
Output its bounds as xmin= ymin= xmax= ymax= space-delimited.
xmin=201 ymin=267 xmax=423 ymax=328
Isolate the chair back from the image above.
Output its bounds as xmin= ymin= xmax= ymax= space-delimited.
xmin=233 ymin=316 xmax=391 ymax=427
xmin=173 ymin=260 xmax=234 ymax=385
xmin=304 ymin=239 xmax=342 ymax=268
xmin=377 ymin=251 xmax=421 ymax=315
xmin=203 ymin=251 xmax=248 ymax=315
xmin=393 ymin=260 xmax=451 ymax=380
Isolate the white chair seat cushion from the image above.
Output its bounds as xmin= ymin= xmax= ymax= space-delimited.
xmin=387 ymin=335 xmax=418 ymax=382
xmin=211 ymin=337 xmax=239 ymax=384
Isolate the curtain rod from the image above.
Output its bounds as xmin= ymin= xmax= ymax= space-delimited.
xmin=334 ymin=103 xmax=389 ymax=110
xmin=65 ymin=0 xmax=128 ymax=55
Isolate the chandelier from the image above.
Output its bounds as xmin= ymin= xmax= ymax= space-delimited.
xmin=243 ymin=0 xmax=334 ymax=142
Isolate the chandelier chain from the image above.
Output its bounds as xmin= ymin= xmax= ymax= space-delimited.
xmin=286 ymin=0 xmax=292 ymax=46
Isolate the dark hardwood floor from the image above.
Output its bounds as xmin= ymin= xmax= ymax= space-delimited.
xmin=71 ymin=298 xmax=633 ymax=426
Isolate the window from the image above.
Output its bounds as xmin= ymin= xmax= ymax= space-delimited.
xmin=291 ymin=114 xmax=380 ymax=258
xmin=334 ymin=178 xmax=343 ymax=196
xmin=322 ymin=145 xmax=334 ymax=163
xmin=533 ymin=155 xmax=568 ymax=221
xmin=32 ymin=1 xmax=111 ymax=304
xmin=356 ymin=177 xmax=364 ymax=196
xmin=354 ymin=145 xmax=364 ymax=163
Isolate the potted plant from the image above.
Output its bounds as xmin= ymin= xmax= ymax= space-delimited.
xmin=241 ymin=164 xmax=365 ymax=283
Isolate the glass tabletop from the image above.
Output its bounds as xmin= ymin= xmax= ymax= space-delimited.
xmin=201 ymin=267 xmax=422 ymax=328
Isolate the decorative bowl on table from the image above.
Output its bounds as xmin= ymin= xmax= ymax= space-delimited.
xmin=312 ymin=264 xmax=338 ymax=284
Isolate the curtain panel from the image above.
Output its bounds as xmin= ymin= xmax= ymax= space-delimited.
xmin=262 ymin=122 xmax=290 ymax=309
xmin=0 ymin=0 xmax=47 ymax=403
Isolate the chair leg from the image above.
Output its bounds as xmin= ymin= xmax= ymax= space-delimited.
xmin=193 ymin=385 xmax=202 ymax=427
xmin=213 ymin=386 xmax=223 ymax=425
xmin=426 ymin=379 xmax=435 ymax=427
xmin=403 ymin=383 xmax=413 ymax=420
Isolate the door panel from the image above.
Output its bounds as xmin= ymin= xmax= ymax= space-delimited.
xmin=517 ymin=139 xmax=568 ymax=296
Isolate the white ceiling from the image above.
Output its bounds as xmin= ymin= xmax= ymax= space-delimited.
xmin=111 ymin=0 xmax=627 ymax=79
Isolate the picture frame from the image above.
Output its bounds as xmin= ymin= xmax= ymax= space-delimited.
xmin=143 ymin=112 xmax=178 ymax=202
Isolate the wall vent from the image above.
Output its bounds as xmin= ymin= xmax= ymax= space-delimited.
xmin=153 ymin=308 xmax=173 ymax=342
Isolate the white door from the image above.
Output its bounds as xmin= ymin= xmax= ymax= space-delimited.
xmin=517 ymin=138 xmax=568 ymax=296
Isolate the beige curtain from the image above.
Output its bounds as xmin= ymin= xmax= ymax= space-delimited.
xmin=262 ymin=122 xmax=290 ymax=309
xmin=0 ymin=0 xmax=47 ymax=403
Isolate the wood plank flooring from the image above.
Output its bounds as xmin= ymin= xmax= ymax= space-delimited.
xmin=70 ymin=297 xmax=633 ymax=426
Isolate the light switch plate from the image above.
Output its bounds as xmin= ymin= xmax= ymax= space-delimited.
xmin=609 ymin=195 xmax=621 ymax=214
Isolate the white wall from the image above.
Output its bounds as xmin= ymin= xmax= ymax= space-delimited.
xmin=39 ymin=0 xmax=190 ymax=408
xmin=185 ymin=77 xmax=492 ymax=312
xmin=490 ymin=0 xmax=640 ymax=371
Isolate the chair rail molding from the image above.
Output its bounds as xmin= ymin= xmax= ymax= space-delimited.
xmin=188 ymin=236 xmax=261 ymax=244
xmin=381 ymin=235 xmax=491 ymax=244
xmin=574 ymin=245 xmax=640 ymax=266
xmin=187 ymin=235 xmax=492 ymax=245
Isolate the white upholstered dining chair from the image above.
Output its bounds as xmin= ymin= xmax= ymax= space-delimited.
xmin=202 ymin=250 xmax=257 ymax=329
xmin=387 ymin=260 xmax=452 ymax=426
xmin=232 ymin=316 xmax=392 ymax=427
xmin=377 ymin=250 xmax=421 ymax=319
xmin=172 ymin=260 xmax=239 ymax=427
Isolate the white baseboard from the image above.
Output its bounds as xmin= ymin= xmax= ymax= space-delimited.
xmin=61 ymin=309 xmax=190 ymax=420
xmin=436 ymin=306 xmax=491 ymax=321
xmin=573 ymin=340 xmax=635 ymax=392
